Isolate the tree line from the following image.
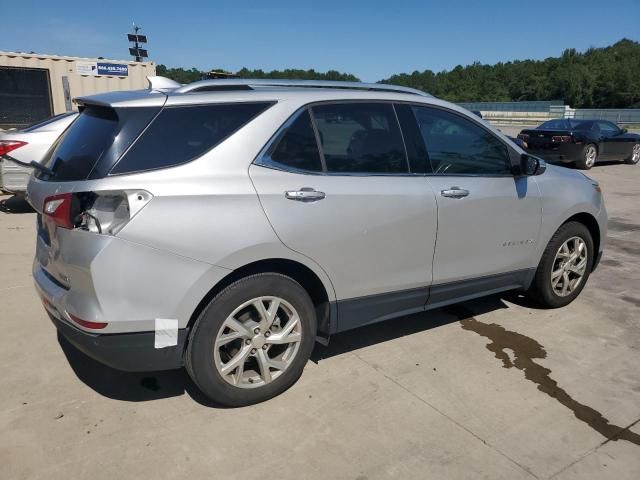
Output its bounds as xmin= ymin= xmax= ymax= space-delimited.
xmin=156 ymin=39 xmax=640 ymax=108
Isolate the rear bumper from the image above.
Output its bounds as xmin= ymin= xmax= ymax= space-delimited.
xmin=48 ymin=311 xmax=187 ymax=371
xmin=31 ymin=226 xmax=231 ymax=371
xmin=0 ymin=159 xmax=30 ymax=192
xmin=527 ymin=143 xmax=584 ymax=163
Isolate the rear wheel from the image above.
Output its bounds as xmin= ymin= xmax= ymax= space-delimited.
xmin=576 ymin=144 xmax=597 ymax=170
xmin=625 ymin=143 xmax=640 ymax=165
xmin=186 ymin=273 xmax=316 ymax=407
xmin=526 ymin=222 xmax=593 ymax=308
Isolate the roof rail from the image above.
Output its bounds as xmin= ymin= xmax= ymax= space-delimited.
xmin=171 ymin=79 xmax=431 ymax=97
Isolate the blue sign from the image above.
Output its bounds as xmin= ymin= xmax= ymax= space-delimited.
xmin=96 ymin=63 xmax=128 ymax=76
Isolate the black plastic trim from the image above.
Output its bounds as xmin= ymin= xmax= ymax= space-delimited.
xmin=332 ymin=269 xmax=535 ymax=334
xmin=49 ymin=313 xmax=186 ymax=372
xmin=427 ymin=269 xmax=534 ymax=309
xmin=335 ymin=287 xmax=429 ymax=333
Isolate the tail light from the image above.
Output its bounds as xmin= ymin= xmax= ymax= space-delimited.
xmin=43 ymin=193 xmax=74 ymax=229
xmin=67 ymin=313 xmax=108 ymax=330
xmin=517 ymin=134 xmax=530 ymax=141
xmin=0 ymin=140 xmax=28 ymax=156
xmin=43 ymin=190 xmax=152 ymax=235
xmin=552 ymin=135 xmax=572 ymax=143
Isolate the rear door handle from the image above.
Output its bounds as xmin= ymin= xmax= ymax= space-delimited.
xmin=285 ymin=188 xmax=326 ymax=202
xmin=441 ymin=187 xmax=470 ymax=199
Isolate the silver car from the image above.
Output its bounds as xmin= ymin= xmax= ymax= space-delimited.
xmin=27 ymin=78 xmax=607 ymax=406
xmin=0 ymin=112 xmax=78 ymax=194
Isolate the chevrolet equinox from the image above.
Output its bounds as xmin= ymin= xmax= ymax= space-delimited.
xmin=27 ymin=78 xmax=607 ymax=406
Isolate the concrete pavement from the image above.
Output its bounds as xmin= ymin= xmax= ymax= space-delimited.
xmin=1 ymin=161 xmax=638 ymax=479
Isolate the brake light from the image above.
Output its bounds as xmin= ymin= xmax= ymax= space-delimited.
xmin=43 ymin=193 xmax=74 ymax=229
xmin=552 ymin=135 xmax=572 ymax=143
xmin=68 ymin=312 xmax=108 ymax=330
xmin=517 ymin=134 xmax=530 ymax=141
xmin=43 ymin=190 xmax=152 ymax=235
xmin=0 ymin=140 xmax=27 ymax=156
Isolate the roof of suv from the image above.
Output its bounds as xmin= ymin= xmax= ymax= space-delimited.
xmin=75 ymin=77 xmax=434 ymax=110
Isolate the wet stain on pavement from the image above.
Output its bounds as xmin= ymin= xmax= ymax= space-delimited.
xmin=446 ymin=305 xmax=640 ymax=447
xmin=606 ymin=237 xmax=640 ymax=256
xmin=600 ymin=258 xmax=623 ymax=268
xmin=608 ymin=217 xmax=640 ymax=233
xmin=620 ymin=295 xmax=640 ymax=308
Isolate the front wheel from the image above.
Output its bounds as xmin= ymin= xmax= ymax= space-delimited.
xmin=625 ymin=143 xmax=640 ymax=165
xmin=185 ymin=273 xmax=317 ymax=406
xmin=526 ymin=222 xmax=594 ymax=308
xmin=576 ymin=144 xmax=597 ymax=170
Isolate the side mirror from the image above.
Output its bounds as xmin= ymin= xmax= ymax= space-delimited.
xmin=515 ymin=153 xmax=546 ymax=176
xmin=621 ymin=128 xmax=628 ymax=134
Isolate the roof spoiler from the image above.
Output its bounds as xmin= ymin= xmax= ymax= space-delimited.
xmin=147 ymin=76 xmax=182 ymax=91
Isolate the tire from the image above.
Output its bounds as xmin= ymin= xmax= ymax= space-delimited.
xmin=185 ymin=273 xmax=316 ymax=407
xmin=624 ymin=143 xmax=640 ymax=165
xmin=526 ymin=222 xmax=594 ymax=308
xmin=576 ymin=144 xmax=597 ymax=170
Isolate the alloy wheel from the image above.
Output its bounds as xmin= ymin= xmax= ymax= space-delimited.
xmin=213 ymin=296 xmax=302 ymax=388
xmin=551 ymin=236 xmax=588 ymax=297
xmin=632 ymin=144 xmax=640 ymax=164
xmin=585 ymin=145 xmax=597 ymax=168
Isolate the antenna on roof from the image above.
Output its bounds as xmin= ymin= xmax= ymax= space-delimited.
xmin=128 ymin=23 xmax=148 ymax=62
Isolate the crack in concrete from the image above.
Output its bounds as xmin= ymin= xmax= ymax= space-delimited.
xmin=447 ymin=305 xmax=640 ymax=448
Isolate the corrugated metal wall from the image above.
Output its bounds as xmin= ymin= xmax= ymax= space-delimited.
xmin=0 ymin=51 xmax=155 ymax=127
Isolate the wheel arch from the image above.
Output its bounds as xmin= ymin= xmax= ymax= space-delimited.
xmin=187 ymin=258 xmax=335 ymax=342
xmin=561 ymin=212 xmax=601 ymax=270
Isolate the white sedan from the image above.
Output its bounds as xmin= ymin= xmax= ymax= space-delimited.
xmin=0 ymin=112 xmax=78 ymax=194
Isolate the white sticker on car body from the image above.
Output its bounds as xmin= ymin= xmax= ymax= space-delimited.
xmin=154 ymin=318 xmax=178 ymax=348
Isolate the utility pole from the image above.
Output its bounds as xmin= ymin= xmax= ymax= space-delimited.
xmin=128 ymin=23 xmax=148 ymax=62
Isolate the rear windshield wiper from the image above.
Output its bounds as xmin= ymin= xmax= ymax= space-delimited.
xmin=1 ymin=154 xmax=56 ymax=177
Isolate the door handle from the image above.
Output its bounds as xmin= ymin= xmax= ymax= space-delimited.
xmin=285 ymin=188 xmax=326 ymax=202
xmin=441 ymin=187 xmax=470 ymax=199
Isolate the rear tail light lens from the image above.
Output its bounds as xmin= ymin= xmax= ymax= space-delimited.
xmin=0 ymin=140 xmax=28 ymax=156
xmin=551 ymin=135 xmax=572 ymax=143
xmin=42 ymin=190 xmax=152 ymax=234
xmin=43 ymin=193 xmax=74 ymax=229
xmin=517 ymin=134 xmax=530 ymax=141
xmin=67 ymin=313 xmax=108 ymax=330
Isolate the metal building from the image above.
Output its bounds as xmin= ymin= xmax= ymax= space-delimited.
xmin=0 ymin=51 xmax=155 ymax=129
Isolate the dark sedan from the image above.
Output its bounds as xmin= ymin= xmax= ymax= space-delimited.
xmin=518 ymin=119 xmax=640 ymax=169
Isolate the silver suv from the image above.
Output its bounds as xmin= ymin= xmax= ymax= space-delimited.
xmin=27 ymin=78 xmax=607 ymax=406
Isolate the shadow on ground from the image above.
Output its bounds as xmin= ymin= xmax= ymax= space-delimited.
xmin=57 ymin=294 xmax=520 ymax=407
xmin=0 ymin=195 xmax=34 ymax=214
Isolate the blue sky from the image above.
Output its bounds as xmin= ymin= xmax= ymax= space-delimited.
xmin=4 ymin=0 xmax=639 ymax=81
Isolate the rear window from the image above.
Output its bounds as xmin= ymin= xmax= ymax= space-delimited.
xmin=23 ymin=112 xmax=76 ymax=132
xmin=538 ymin=119 xmax=567 ymax=130
xmin=111 ymin=102 xmax=273 ymax=174
xmin=37 ymin=106 xmax=159 ymax=181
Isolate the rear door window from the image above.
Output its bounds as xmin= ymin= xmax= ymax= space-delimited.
xmin=311 ymin=103 xmax=408 ymax=174
xmin=260 ymin=109 xmax=323 ymax=172
xmin=111 ymin=102 xmax=273 ymax=174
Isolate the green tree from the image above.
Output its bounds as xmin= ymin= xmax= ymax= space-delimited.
xmin=380 ymin=39 xmax=640 ymax=107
